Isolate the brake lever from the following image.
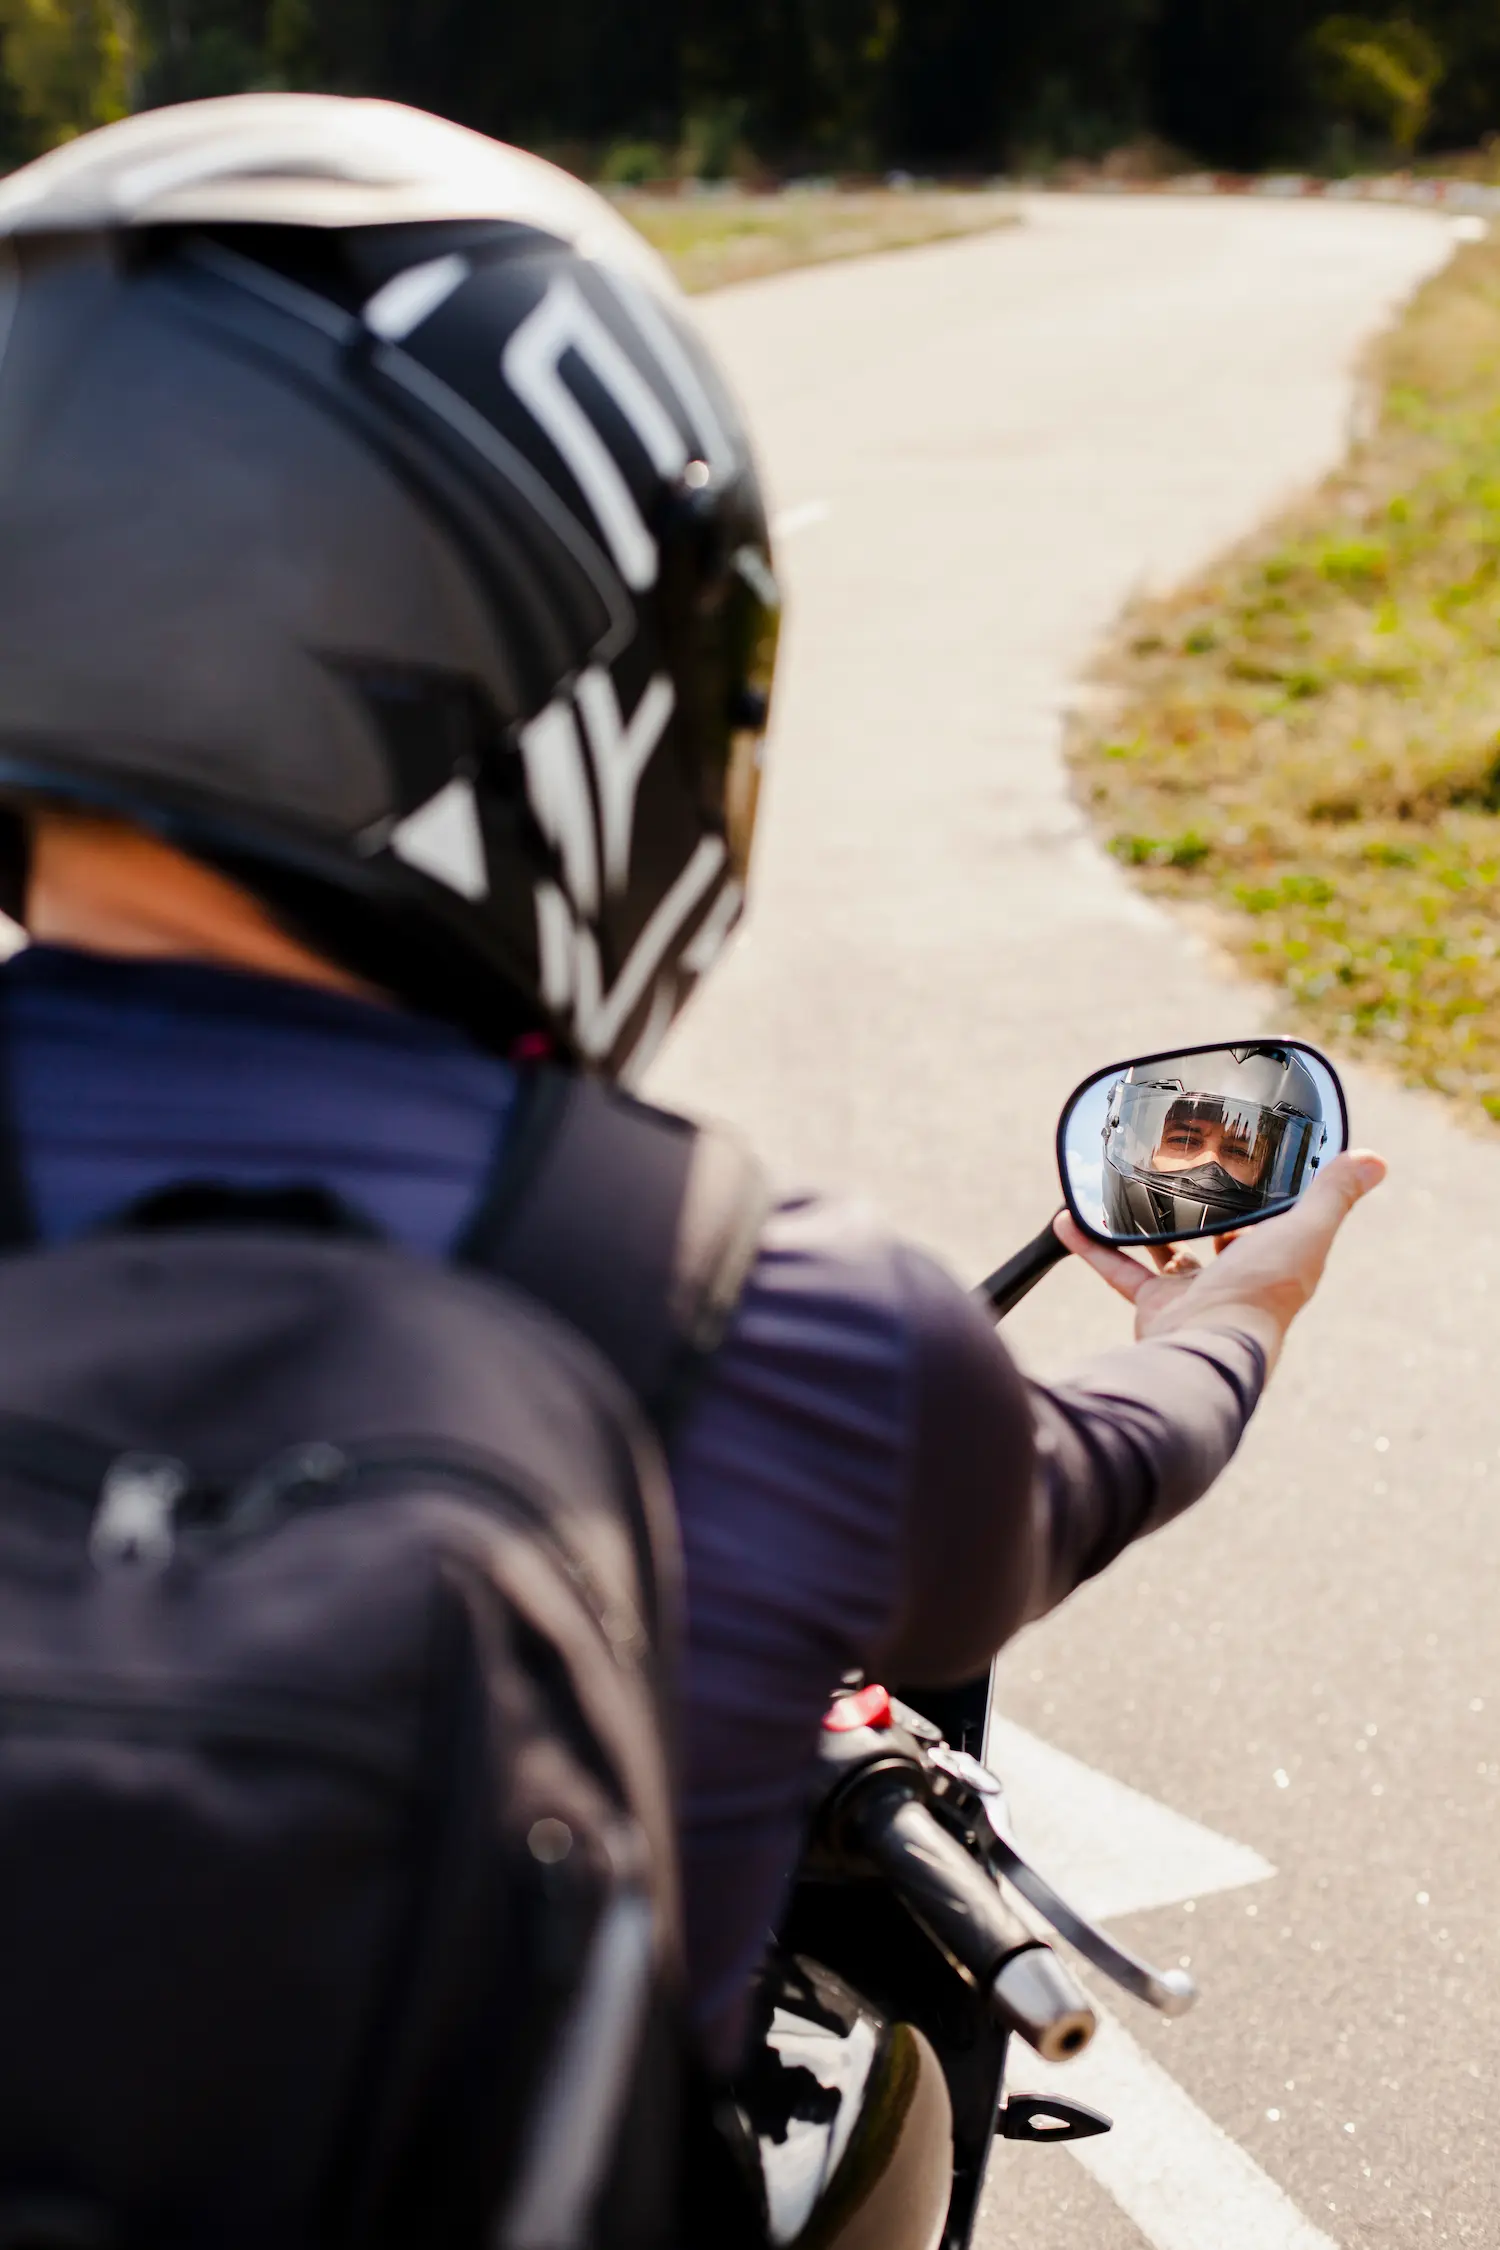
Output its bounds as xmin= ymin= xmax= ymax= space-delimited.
xmin=987 ymin=1828 xmax=1199 ymax=2019
xmin=915 ymin=1732 xmax=1200 ymax=2020
xmin=894 ymin=1700 xmax=1202 ymax=2021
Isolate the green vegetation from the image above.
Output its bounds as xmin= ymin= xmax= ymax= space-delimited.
xmin=1310 ymin=15 xmax=1446 ymax=157
xmin=1071 ymin=229 xmax=1500 ymax=1124
xmin=621 ymin=188 xmax=1017 ymax=295
xmin=0 ymin=0 xmax=134 ymax=146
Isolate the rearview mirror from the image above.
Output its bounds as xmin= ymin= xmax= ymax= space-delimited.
xmin=1058 ymin=1040 xmax=1348 ymax=1249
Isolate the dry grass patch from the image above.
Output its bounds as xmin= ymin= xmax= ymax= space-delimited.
xmin=1072 ymin=230 xmax=1500 ymax=1123
xmin=619 ymin=188 xmax=1017 ymax=294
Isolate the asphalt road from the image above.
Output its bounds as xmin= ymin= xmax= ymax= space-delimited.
xmin=644 ymin=196 xmax=1498 ymax=2248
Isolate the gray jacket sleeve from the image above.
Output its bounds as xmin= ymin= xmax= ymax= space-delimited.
xmin=1020 ymin=1323 xmax=1267 ymax=1621
xmin=871 ymin=1242 xmax=1267 ymax=1686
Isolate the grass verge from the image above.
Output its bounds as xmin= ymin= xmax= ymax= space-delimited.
xmin=1070 ymin=228 xmax=1500 ymax=1125
xmin=619 ymin=188 xmax=1017 ymax=294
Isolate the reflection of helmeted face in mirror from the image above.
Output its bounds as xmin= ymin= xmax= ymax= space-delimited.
xmin=1147 ymin=1099 xmax=1273 ymax=1190
xmin=1097 ymin=1046 xmax=1330 ymax=1243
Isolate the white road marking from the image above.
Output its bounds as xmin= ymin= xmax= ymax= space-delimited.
xmin=772 ymin=498 xmax=831 ymax=540
xmin=987 ymin=1716 xmax=1274 ymax=1920
xmin=990 ymin=1719 xmax=1337 ymax=2246
xmin=1016 ymin=2010 xmax=1338 ymax=2250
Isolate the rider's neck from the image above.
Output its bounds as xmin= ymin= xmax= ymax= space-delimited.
xmin=24 ymin=811 xmax=384 ymax=1003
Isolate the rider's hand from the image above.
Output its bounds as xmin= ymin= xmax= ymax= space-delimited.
xmin=1053 ymin=1149 xmax=1387 ymax=1377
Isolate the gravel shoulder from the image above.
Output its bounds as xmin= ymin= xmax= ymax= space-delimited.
xmin=620 ymin=186 xmax=1018 ymax=293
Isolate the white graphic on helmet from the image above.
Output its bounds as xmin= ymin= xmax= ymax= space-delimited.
xmin=520 ymin=666 xmax=676 ymax=914
xmin=536 ymin=834 xmax=727 ymax=1061
xmin=534 ymin=881 xmax=578 ymax=1013
xmin=596 ymin=266 xmax=738 ymax=483
xmin=362 ymin=253 xmax=471 ymax=343
xmin=518 ymin=697 xmax=601 ymax=917
xmin=503 ymin=277 xmax=691 ymax=592
xmin=576 ymin=667 xmax=676 ymax=893
xmin=679 ymin=877 xmax=744 ymax=979
xmin=524 ymin=664 xmax=716 ymax=1058
xmin=390 ymin=776 xmax=488 ymax=900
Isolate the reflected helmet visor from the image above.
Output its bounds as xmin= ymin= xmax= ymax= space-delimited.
xmin=1104 ymin=1084 xmax=1323 ymax=1221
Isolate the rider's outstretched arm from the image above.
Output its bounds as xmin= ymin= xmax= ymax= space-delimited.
xmin=871 ymin=1151 xmax=1383 ymax=1687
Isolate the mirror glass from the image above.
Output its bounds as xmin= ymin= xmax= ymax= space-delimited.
xmin=1058 ymin=1041 xmax=1348 ymax=1247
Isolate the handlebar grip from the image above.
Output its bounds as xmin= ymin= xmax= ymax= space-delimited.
xmin=836 ymin=1773 xmax=1096 ymax=2062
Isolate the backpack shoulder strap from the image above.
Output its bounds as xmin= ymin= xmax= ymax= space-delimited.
xmin=455 ymin=1069 xmax=772 ymax=1433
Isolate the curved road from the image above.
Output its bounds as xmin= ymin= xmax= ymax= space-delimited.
xmin=647 ymin=197 xmax=1496 ymax=2247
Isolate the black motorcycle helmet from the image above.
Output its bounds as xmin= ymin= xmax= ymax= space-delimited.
xmin=0 ymin=95 xmax=780 ymax=1076
xmin=1101 ymin=1046 xmax=1327 ymax=1238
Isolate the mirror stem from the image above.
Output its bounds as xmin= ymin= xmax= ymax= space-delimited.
xmin=979 ymin=1216 xmax=1070 ymax=1323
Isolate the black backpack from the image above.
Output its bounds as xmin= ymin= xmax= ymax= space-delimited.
xmin=0 ymin=1066 xmax=769 ymax=2250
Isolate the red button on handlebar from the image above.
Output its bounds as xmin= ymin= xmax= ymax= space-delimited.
xmin=823 ymin=1684 xmax=893 ymax=1733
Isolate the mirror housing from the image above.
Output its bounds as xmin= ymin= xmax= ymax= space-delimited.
xmin=1057 ymin=1040 xmax=1348 ymax=1249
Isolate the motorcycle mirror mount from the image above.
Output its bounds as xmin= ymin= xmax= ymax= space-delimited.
xmin=980 ymin=1036 xmax=1350 ymax=1323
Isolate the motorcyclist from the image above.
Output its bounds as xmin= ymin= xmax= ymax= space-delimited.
xmin=1102 ymin=1047 xmax=1328 ymax=1239
xmin=0 ymin=94 xmax=1384 ymax=2081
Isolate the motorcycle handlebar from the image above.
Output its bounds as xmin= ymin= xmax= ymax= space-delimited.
xmin=837 ymin=1771 xmax=1097 ymax=2063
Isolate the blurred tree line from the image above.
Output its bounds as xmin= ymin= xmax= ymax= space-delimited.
xmin=1 ymin=1 xmax=1498 ymax=177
